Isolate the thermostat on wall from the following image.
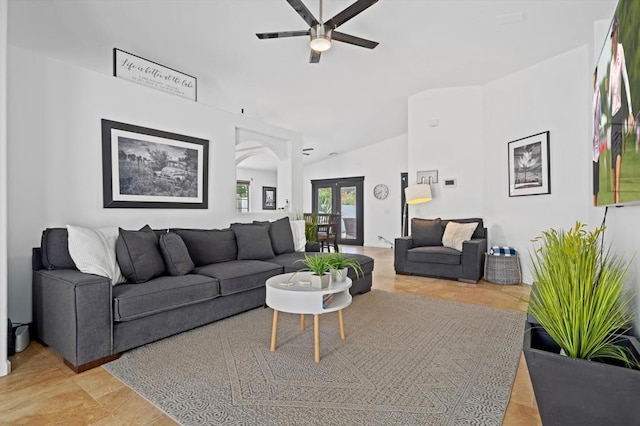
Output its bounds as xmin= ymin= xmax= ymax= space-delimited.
xmin=443 ymin=178 xmax=457 ymax=188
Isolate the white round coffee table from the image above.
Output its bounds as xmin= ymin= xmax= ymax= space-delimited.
xmin=265 ymin=272 xmax=352 ymax=363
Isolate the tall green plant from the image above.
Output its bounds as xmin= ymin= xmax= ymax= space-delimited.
xmin=305 ymin=212 xmax=318 ymax=242
xmin=529 ymin=222 xmax=634 ymax=364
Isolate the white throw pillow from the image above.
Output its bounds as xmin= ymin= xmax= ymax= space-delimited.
xmin=290 ymin=219 xmax=307 ymax=252
xmin=442 ymin=222 xmax=478 ymax=251
xmin=67 ymin=225 xmax=126 ymax=285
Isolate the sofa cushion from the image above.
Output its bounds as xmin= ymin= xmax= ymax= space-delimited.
xmin=159 ymin=232 xmax=194 ymax=276
xmin=67 ymin=225 xmax=126 ymax=285
xmin=116 ymin=226 xmax=166 ymax=284
xmin=268 ymin=217 xmax=296 ymax=255
xmin=407 ymin=246 xmax=462 ymax=264
xmin=41 ymin=228 xmax=76 ymax=270
xmin=411 ymin=218 xmax=443 ymax=246
xmin=442 ymin=222 xmax=479 ymax=251
xmin=193 ymin=260 xmax=282 ymax=295
xmin=232 ymin=224 xmax=276 ymax=260
xmin=270 ymin=252 xmax=375 ymax=275
xmin=112 ymin=274 xmax=220 ymax=322
xmin=441 ymin=218 xmax=485 ymax=239
xmin=172 ymin=228 xmax=237 ymax=265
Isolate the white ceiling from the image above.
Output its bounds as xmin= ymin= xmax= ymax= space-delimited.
xmin=8 ymin=0 xmax=616 ymax=168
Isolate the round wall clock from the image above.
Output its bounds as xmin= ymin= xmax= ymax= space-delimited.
xmin=373 ymin=184 xmax=389 ymax=200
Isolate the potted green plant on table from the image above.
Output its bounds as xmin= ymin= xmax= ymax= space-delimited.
xmin=328 ymin=252 xmax=363 ymax=283
xmin=295 ymin=253 xmax=332 ymax=289
xmin=524 ymin=222 xmax=640 ymax=425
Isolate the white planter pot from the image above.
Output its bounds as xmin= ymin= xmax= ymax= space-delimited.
xmin=311 ymin=273 xmax=331 ymax=289
xmin=331 ymin=267 xmax=349 ymax=283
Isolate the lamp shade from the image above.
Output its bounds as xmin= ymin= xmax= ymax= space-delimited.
xmin=405 ymin=184 xmax=432 ymax=205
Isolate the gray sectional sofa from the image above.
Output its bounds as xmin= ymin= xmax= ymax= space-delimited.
xmin=32 ymin=217 xmax=374 ymax=372
xmin=394 ymin=217 xmax=487 ymax=283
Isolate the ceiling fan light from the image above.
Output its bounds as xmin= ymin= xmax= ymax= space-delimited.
xmin=310 ymin=36 xmax=331 ymax=52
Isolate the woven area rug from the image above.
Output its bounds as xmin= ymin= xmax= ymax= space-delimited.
xmin=105 ymin=290 xmax=525 ymax=425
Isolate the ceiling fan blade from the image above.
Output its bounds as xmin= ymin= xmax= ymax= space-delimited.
xmin=302 ymin=148 xmax=314 ymax=151
xmin=303 ymin=152 xmax=310 ymax=156
xmin=286 ymin=0 xmax=319 ymax=27
xmin=332 ymin=31 xmax=378 ymax=49
xmin=256 ymin=30 xmax=310 ymax=39
xmin=310 ymin=50 xmax=321 ymax=63
xmin=324 ymin=0 xmax=378 ymax=29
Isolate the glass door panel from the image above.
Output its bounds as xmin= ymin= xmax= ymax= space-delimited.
xmin=311 ymin=177 xmax=364 ymax=247
xmin=317 ymin=187 xmax=333 ymax=214
xmin=340 ymin=185 xmax=357 ymax=241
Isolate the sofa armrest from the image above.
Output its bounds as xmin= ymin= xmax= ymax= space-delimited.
xmin=33 ymin=269 xmax=113 ymax=368
xmin=461 ymin=238 xmax=487 ymax=282
xmin=394 ymin=237 xmax=414 ymax=272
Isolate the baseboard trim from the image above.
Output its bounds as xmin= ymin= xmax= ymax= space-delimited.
xmin=63 ymin=354 xmax=120 ymax=373
xmin=0 ymin=359 xmax=10 ymax=376
xmin=458 ymin=278 xmax=478 ymax=284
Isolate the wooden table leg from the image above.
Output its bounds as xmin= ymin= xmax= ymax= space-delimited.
xmin=270 ymin=310 xmax=279 ymax=352
xmin=314 ymin=314 xmax=320 ymax=363
xmin=300 ymin=314 xmax=305 ymax=330
xmin=338 ymin=309 xmax=346 ymax=339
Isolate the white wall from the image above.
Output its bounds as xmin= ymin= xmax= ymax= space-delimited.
xmin=236 ymin=167 xmax=277 ymax=213
xmin=407 ymin=86 xmax=485 ymax=221
xmin=406 ymin=48 xmax=590 ymax=283
xmin=303 ymin=134 xmax=408 ymax=247
xmin=7 ymin=47 xmax=302 ymax=322
xmin=483 ymin=46 xmax=591 ymax=282
xmin=0 ymin=0 xmax=11 ymax=376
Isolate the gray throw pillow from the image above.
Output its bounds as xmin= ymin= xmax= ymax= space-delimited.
xmin=41 ymin=228 xmax=77 ymax=270
xmin=232 ymin=224 xmax=276 ymax=260
xmin=159 ymin=232 xmax=194 ymax=276
xmin=172 ymin=228 xmax=238 ymax=265
xmin=255 ymin=217 xmax=295 ymax=255
xmin=116 ymin=225 xmax=166 ymax=283
xmin=411 ymin=218 xmax=444 ymax=246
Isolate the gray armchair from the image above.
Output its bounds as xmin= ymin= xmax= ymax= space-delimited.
xmin=394 ymin=218 xmax=487 ymax=283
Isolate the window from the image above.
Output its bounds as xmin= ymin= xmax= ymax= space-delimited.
xmin=236 ymin=181 xmax=250 ymax=213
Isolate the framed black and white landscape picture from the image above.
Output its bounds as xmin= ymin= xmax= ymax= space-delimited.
xmin=101 ymin=119 xmax=209 ymax=208
xmin=262 ymin=186 xmax=276 ymax=210
xmin=508 ymin=131 xmax=550 ymax=197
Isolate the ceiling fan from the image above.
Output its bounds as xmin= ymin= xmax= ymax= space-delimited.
xmin=303 ymin=148 xmax=314 ymax=156
xmin=256 ymin=0 xmax=379 ymax=63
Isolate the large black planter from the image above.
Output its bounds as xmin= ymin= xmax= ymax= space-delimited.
xmin=523 ymin=322 xmax=640 ymax=426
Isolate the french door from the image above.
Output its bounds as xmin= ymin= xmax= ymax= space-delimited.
xmin=311 ymin=177 xmax=364 ymax=246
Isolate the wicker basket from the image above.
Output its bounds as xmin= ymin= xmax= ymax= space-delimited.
xmin=484 ymin=254 xmax=521 ymax=285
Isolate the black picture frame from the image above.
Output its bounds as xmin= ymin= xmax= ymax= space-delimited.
xmin=508 ymin=131 xmax=551 ymax=197
xmin=262 ymin=186 xmax=276 ymax=210
xmin=102 ymin=119 xmax=209 ymax=208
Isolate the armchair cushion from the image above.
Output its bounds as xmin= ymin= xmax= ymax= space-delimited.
xmin=442 ymin=222 xmax=478 ymax=251
xmin=407 ymin=246 xmax=461 ymax=265
xmin=411 ymin=218 xmax=443 ymax=246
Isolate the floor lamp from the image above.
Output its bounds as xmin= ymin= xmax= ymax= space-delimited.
xmin=402 ymin=184 xmax=432 ymax=237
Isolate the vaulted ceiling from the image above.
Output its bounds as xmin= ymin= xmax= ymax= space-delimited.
xmin=8 ymin=0 xmax=616 ymax=167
